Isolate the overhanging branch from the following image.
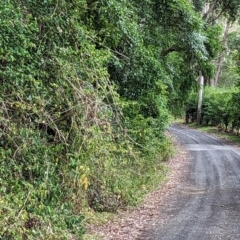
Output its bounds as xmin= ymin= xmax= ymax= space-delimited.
xmin=160 ymin=45 xmax=183 ymax=57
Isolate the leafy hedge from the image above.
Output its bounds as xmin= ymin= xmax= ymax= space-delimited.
xmin=185 ymin=87 xmax=240 ymax=133
xmin=0 ymin=1 xmax=173 ymax=239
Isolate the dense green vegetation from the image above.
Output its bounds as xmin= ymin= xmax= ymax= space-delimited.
xmin=1 ymin=0 xmax=240 ymax=239
xmin=186 ymin=87 xmax=240 ymax=132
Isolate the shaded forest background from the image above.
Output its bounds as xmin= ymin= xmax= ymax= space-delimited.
xmin=1 ymin=0 xmax=240 ymax=239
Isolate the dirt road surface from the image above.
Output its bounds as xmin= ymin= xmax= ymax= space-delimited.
xmin=141 ymin=124 xmax=240 ymax=240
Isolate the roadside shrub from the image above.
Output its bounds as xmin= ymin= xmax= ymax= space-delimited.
xmin=0 ymin=1 xmax=173 ymax=239
xmin=185 ymin=87 xmax=240 ymax=132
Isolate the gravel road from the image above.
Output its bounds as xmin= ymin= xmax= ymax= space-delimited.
xmin=142 ymin=124 xmax=240 ymax=240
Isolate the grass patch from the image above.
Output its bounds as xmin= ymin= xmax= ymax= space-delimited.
xmin=200 ymin=128 xmax=240 ymax=145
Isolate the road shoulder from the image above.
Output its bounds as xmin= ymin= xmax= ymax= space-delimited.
xmin=85 ymin=132 xmax=190 ymax=239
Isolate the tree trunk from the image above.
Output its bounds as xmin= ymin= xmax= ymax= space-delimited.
xmin=214 ymin=20 xmax=231 ymax=87
xmin=202 ymin=0 xmax=218 ymax=21
xmin=210 ymin=79 xmax=215 ymax=87
xmin=197 ymin=71 xmax=204 ymax=125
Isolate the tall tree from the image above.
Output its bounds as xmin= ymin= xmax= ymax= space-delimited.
xmin=192 ymin=0 xmax=240 ymax=87
xmin=214 ymin=19 xmax=231 ymax=87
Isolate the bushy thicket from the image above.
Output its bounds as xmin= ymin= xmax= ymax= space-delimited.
xmin=0 ymin=1 xmax=173 ymax=239
xmin=185 ymin=87 xmax=240 ymax=133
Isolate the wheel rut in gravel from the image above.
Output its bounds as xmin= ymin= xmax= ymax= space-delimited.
xmin=140 ymin=124 xmax=240 ymax=240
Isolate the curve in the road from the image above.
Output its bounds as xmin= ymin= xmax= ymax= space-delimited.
xmin=140 ymin=124 xmax=240 ymax=240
